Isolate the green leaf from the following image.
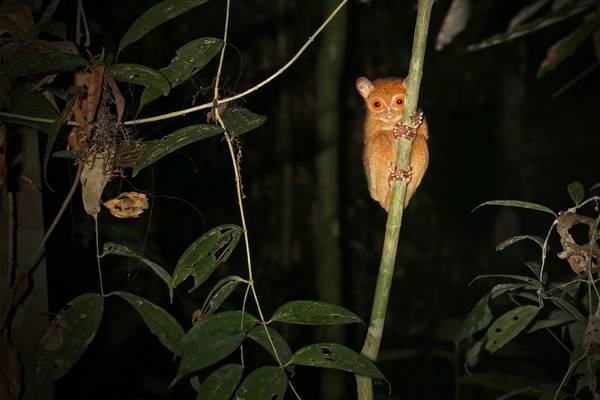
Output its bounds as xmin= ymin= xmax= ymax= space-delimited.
xmin=101 ymin=242 xmax=171 ymax=289
xmin=221 ymin=108 xmax=267 ymax=137
xmin=490 ymin=283 xmax=535 ymax=299
xmin=5 ymin=52 xmax=88 ymax=80
xmin=538 ymin=13 xmax=600 ymax=77
xmin=288 ymin=343 xmax=385 ymax=381
xmin=457 ymin=294 xmax=493 ymax=340
xmin=496 ymin=235 xmax=544 ymax=252
xmin=132 ymin=124 xmax=223 ymax=177
xmin=248 ymin=326 xmax=293 ymax=366
xmin=118 ymin=0 xmax=213 ymax=53
xmin=202 ymin=275 xmax=243 ymax=318
xmin=473 ymin=200 xmax=557 ymax=217
xmin=171 ymin=311 xmax=258 ymax=386
xmin=52 ymin=150 xmax=81 ymax=159
xmin=195 ymin=364 xmax=244 ymax=400
xmin=139 ymin=37 xmax=223 ymax=110
xmin=550 ymin=296 xmax=587 ymax=325
xmin=524 ymin=261 xmax=544 ymax=281
xmin=235 ymin=366 xmax=287 ymax=400
xmin=465 ymin=339 xmax=484 ymax=368
xmin=470 ymin=274 xmax=542 ymax=288
xmin=589 ymin=182 xmax=600 ymax=193
xmin=467 ymin=0 xmax=596 ymax=52
xmin=485 ymin=305 xmax=540 ymax=353
xmin=105 ymin=64 xmax=170 ymax=95
xmin=8 ymin=87 xmax=57 ymax=134
xmin=109 ymin=291 xmax=184 ymax=355
xmin=527 ymin=310 xmax=574 ymax=333
xmin=43 ymin=88 xmax=82 ymax=186
xmin=270 ymin=300 xmax=362 ymax=325
xmin=36 ymin=293 xmax=104 ymax=383
xmin=170 ymin=225 xmax=241 ymax=300
xmin=567 ymin=181 xmax=585 ymax=205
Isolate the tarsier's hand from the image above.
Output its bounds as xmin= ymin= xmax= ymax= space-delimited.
xmin=392 ymin=109 xmax=424 ymax=141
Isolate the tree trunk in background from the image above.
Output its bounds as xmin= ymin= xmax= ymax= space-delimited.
xmin=10 ymin=129 xmax=53 ymax=400
xmin=314 ymin=1 xmax=347 ymax=399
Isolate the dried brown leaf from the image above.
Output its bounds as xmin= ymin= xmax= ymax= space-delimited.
xmin=80 ymin=154 xmax=109 ymax=216
xmin=102 ymin=191 xmax=149 ymax=219
xmin=104 ymin=75 xmax=125 ymax=122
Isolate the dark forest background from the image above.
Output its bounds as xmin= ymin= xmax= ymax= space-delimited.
xmin=4 ymin=0 xmax=600 ymax=399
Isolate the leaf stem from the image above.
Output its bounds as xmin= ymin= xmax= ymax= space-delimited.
xmin=355 ymin=1 xmax=434 ymax=399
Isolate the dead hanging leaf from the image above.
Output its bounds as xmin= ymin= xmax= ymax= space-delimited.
xmin=80 ymin=154 xmax=109 ymax=216
xmin=104 ymin=75 xmax=125 ymax=122
xmin=102 ymin=191 xmax=149 ymax=218
xmin=0 ymin=331 xmax=21 ymax=400
xmin=556 ymin=211 xmax=600 ymax=274
xmin=436 ymin=0 xmax=471 ymax=51
xmin=68 ymin=64 xmax=105 ymax=150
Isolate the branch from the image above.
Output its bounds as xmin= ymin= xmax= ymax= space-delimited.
xmin=356 ymin=1 xmax=434 ymax=399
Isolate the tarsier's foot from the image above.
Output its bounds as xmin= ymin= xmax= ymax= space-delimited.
xmin=388 ymin=163 xmax=414 ymax=187
xmin=392 ymin=108 xmax=424 ymax=141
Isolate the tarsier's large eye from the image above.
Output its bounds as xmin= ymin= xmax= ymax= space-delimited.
xmin=392 ymin=95 xmax=405 ymax=109
xmin=370 ymin=97 xmax=384 ymax=111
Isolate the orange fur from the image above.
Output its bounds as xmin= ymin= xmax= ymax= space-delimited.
xmin=356 ymin=76 xmax=429 ymax=211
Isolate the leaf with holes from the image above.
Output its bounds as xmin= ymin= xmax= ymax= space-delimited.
xmin=234 ymin=366 xmax=287 ymax=400
xmin=270 ymin=301 xmax=362 ymax=325
xmin=118 ymin=0 xmax=213 ymax=53
xmin=457 ymin=294 xmax=493 ymax=340
xmin=105 ymin=64 xmax=170 ymax=95
xmin=171 ymin=311 xmax=257 ymax=386
xmin=473 ymin=200 xmax=556 ymax=217
xmin=139 ymin=37 xmax=223 ymax=110
xmin=485 ymin=305 xmax=540 ymax=353
xmin=36 ymin=293 xmax=104 ymax=383
xmin=288 ymin=343 xmax=385 ymax=381
xmin=5 ymin=52 xmax=87 ymax=81
xmin=221 ymin=108 xmax=267 ymax=137
xmin=109 ymin=291 xmax=184 ymax=355
xmin=202 ymin=275 xmax=243 ymax=318
xmin=169 ymin=225 xmax=241 ymax=300
xmin=195 ymin=364 xmax=243 ymax=400
xmin=133 ymin=124 xmax=223 ymax=177
xmin=567 ymin=181 xmax=585 ymax=205
xmin=248 ymin=326 xmax=293 ymax=367
xmin=496 ymin=235 xmax=544 ymax=252
xmin=101 ymin=242 xmax=171 ymax=289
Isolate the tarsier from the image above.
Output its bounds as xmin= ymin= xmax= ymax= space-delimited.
xmin=356 ymin=76 xmax=429 ymax=211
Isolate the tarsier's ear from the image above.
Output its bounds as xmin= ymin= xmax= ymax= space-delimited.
xmin=355 ymin=76 xmax=374 ymax=98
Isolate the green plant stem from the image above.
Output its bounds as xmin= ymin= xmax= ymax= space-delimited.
xmin=355 ymin=1 xmax=434 ymax=399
